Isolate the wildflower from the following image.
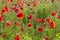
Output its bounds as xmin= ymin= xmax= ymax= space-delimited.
xmin=27 ymin=23 xmax=32 ymax=28
xmin=38 ymin=27 xmax=43 ymax=32
xmin=5 ymin=21 xmax=11 ymax=27
xmin=14 ymin=34 xmax=20 ymax=40
xmin=51 ymin=0 xmax=55 ymax=3
xmin=5 ymin=5 xmax=8 ymax=11
xmin=36 ymin=18 xmax=41 ymax=23
xmin=45 ymin=36 xmax=49 ymax=40
xmin=33 ymin=1 xmax=37 ymax=7
xmin=49 ymin=21 xmax=55 ymax=29
xmin=16 ymin=12 xmax=24 ymax=19
xmin=1 ymin=7 xmax=6 ymax=13
xmin=45 ymin=17 xmax=51 ymax=23
xmin=0 ymin=16 xmax=3 ymax=22
xmin=27 ymin=14 xmax=33 ymax=20
xmin=52 ymin=11 xmax=56 ymax=16
xmin=20 ymin=6 xmax=23 ymax=10
xmin=27 ymin=2 xmax=30 ymax=6
xmin=2 ymin=34 xmax=6 ymax=38
xmin=14 ymin=8 xmax=19 ymax=13
xmin=1 ymin=5 xmax=8 ymax=14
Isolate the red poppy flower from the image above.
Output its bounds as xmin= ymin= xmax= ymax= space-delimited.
xmin=14 ymin=8 xmax=19 ymax=13
xmin=27 ymin=14 xmax=33 ymax=20
xmin=36 ymin=18 xmax=41 ymax=23
xmin=27 ymin=2 xmax=30 ymax=6
xmin=5 ymin=22 xmax=11 ymax=27
xmin=52 ymin=11 xmax=56 ymax=16
xmin=20 ymin=6 xmax=23 ymax=10
xmin=38 ymin=27 xmax=43 ymax=32
xmin=15 ymin=34 xmax=20 ymax=40
xmin=1 ymin=5 xmax=8 ymax=14
xmin=33 ymin=1 xmax=37 ymax=7
xmin=2 ymin=34 xmax=6 ymax=38
xmin=0 ymin=16 xmax=3 ymax=22
xmin=51 ymin=0 xmax=55 ymax=3
xmin=45 ymin=17 xmax=51 ymax=23
xmin=12 ymin=6 xmax=18 ymax=13
xmin=16 ymin=12 xmax=24 ymax=19
xmin=45 ymin=36 xmax=49 ymax=40
xmin=49 ymin=21 xmax=55 ymax=29
xmin=27 ymin=23 xmax=32 ymax=28
xmin=1 ymin=8 xmax=6 ymax=13
xmin=5 ymin=5 xmax=8 ymax=11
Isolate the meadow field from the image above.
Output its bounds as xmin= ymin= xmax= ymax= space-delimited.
xmin=0 ymin=0 xmax=60 ymax=40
